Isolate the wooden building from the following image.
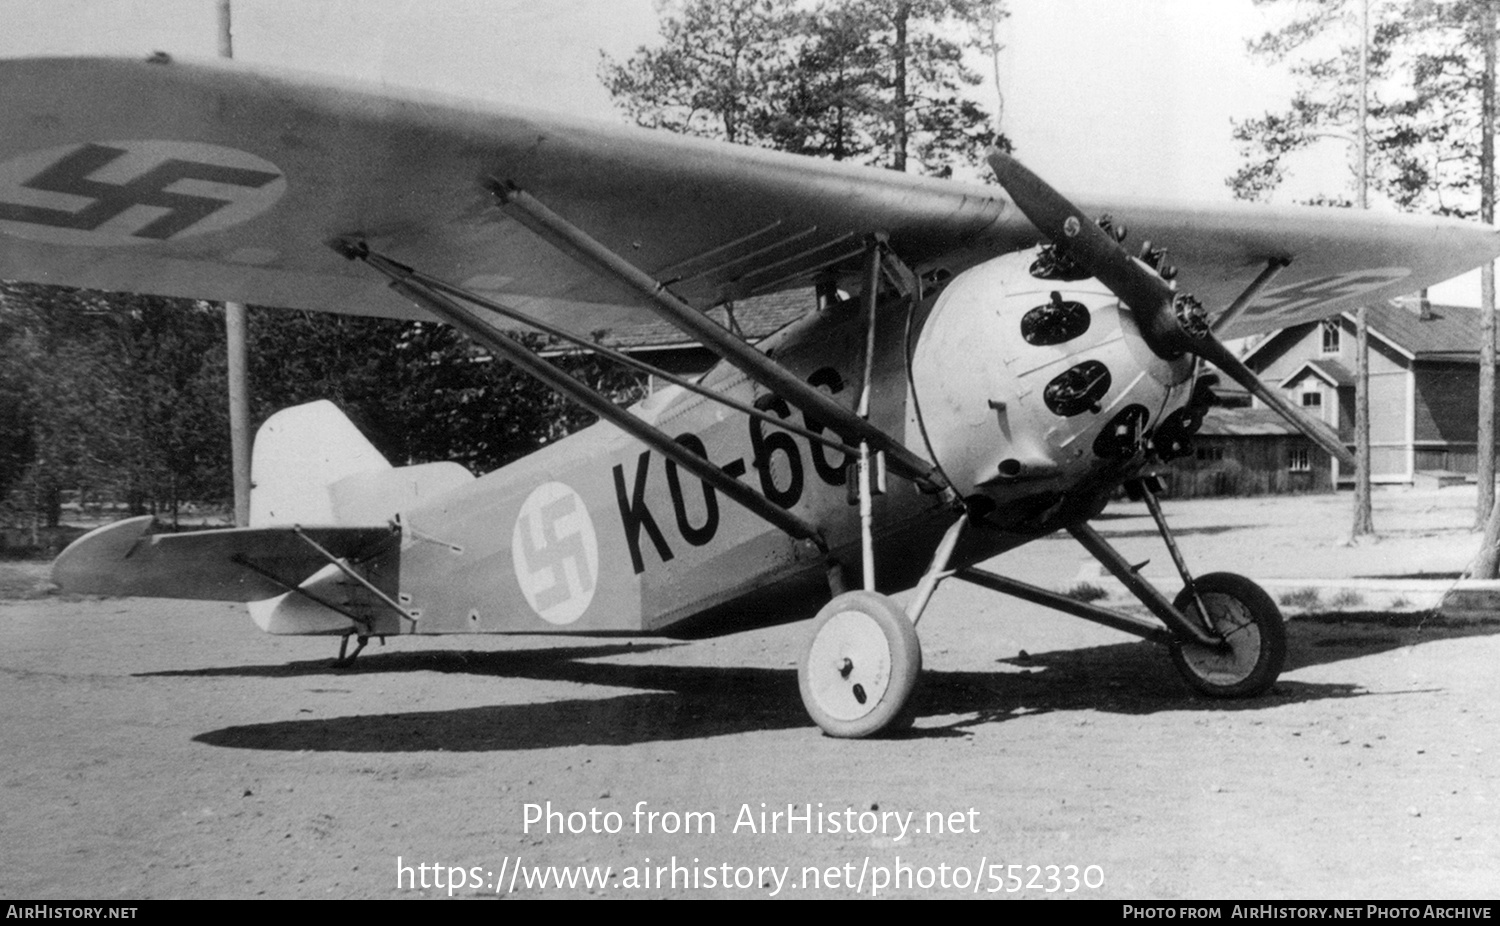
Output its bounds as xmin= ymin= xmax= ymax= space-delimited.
xmin=1165 ymin=407 xmax=1331 ymax=498
xmin=1239 ymin=299 xmax=1496 ymax=486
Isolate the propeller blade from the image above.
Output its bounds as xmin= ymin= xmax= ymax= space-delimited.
xmin=986 ymin=148 xmax=1355 ymax=470
xmin=986 ymin=150 xmax=1175 ymax=336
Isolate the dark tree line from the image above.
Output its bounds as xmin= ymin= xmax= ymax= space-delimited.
xmin=0 ymin=283 xmax=231 ymax=534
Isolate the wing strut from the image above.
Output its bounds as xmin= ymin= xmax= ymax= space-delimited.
xmin=486 ymin=180 xmax=950 ymax=497
xmin=855 ymin=239 xmax=885 ymax=590
xmin=290 ymin=525 xmax=418 ymax=626
xmin=330 ymin=239 xmax=829 ymax=553
xmin=228 ymin=552 xmax=375 ymax=633
xmin=386 ymin=263 xmax=859 ymax=459
xmin=1210 ymin=257 xmax=1291 ymax=335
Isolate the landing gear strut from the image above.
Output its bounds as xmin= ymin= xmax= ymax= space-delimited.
xmin=954 ymin=478 xmax=1285 ymax=700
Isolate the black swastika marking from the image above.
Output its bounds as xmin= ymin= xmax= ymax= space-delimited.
xmin=518 ymin=494 xmax=595 ymax=613
xmin=0 ymin=143 xmax=281 ymax=239
xmin=1245 ymin=269 xmax=1408 ymax=322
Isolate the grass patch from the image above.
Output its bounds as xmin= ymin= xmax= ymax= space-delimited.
xmin=1279 ymin=587 xmax=1322 ymax=609
xmin=1064 ymin=582 xmax=1110 ymax=603
xmin=1329 ymin=589 xmax=1365 ymax=609
xmin=0 ymin=562 xmax=57 ymax=600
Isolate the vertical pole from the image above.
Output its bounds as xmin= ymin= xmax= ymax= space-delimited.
xmin=1354 ymin=306 xmax=1373 ymax=533
xmin=1478 ymin=0 xmax=1497 ymax=533
xmin=1475 ymin=1 xmax=1500 ymax=578
xmin=856 ymin=243 xmax=881 ymax=590
xmin=219 ymin=0 xmax=252 ymax=527
xmin=1352 ymin=0 xmax=1375 ymax=537
xmin=226 ymin=303 xmax=250 ymax=526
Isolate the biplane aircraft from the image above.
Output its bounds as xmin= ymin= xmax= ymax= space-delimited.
xmin=4 ymin=55 xmax=1497 ymax=737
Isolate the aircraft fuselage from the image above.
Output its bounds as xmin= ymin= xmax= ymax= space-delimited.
xmin=300 ymin=249 xmax=1202 ymax=641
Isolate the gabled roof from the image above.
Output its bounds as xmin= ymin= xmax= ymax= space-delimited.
xmin=1279 ymin=358 xmax=1355 ymax=389
xmin=1361 ymin=301 xmax=1483 ymax=360
xmin=1197 ymin=406 xmax=1304 ymax=438
xmin=1241 ymin=301 xmax=1486 ymax=367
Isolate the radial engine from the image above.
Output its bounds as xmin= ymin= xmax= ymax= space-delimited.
xmin=910 ymin=247 xmax=1215 ymax=511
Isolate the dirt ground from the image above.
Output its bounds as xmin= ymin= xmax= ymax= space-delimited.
xmin=2 ymin=486 xmax=1497 ymax=900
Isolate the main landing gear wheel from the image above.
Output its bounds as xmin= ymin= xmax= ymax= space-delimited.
xmin=798 ymin=591 xmax=922 ymax=738
xmin=1170 ymin=572 xmax=1286 ymax=698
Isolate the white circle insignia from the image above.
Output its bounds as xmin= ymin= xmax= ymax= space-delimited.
xmin=0 ymin=140 xmax=287 ymax=246
xmin=511 ymin=482 xmax=600 ymax=625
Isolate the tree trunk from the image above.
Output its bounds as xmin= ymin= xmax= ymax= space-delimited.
xmin=1478 ymin=0 xmax=1497 ymax=535
xmin=1481 ymin=263 xmax=1495 ymax=528
xmin=1353 ymin=305 xmax=1375 ymax=536
xmin=891 ymin=2 xmax=909 ymax=172
xmin=1478 ymin=476 xmax=1500 ymax=577
xmin=1351 ymin=0 xmax=1374 ymax=538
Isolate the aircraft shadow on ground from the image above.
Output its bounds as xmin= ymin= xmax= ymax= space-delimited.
xmin=1281 ymin=611 xmax=1500 ymax=673
xmin=181 ymin=617 xmax=1493 ymax=751
xmin=1086 ymin=524 xmax=1260 ymax=540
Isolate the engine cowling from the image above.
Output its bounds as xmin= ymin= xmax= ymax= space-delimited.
xmin=909 ymin=248 xmax=1199 ymax=507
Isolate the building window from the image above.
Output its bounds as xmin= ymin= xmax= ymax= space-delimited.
xmin=1195 ymin=446 xmax=1225 ymax=462
xmin=1320 ymin=319 xmax=1341 ymax=354
xmin=1288 ymin=447 xmax=1310 ymax=472
xmin=1301 ymin=391 xmax=1322 ymax=408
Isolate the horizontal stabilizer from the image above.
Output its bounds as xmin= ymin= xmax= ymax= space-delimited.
xmin=52 ymin=515 xmax=397 ymax=602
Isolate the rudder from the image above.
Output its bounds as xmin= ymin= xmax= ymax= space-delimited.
xmin=251 ymin=401 xmax=472 ymax=527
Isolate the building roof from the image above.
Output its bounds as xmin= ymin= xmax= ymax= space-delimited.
xmin=1243 ymin=300 xmax=1486 ymax=367
xmin=1360 ymin=300 xmax=1483 ymax=360
xmin=1197 ymin=406 xmax=1304 ymax=438
xmin=1279 ymin=357 xmax=1355 ymax=389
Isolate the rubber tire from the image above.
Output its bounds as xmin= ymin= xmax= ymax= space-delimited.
xmin=1169 ymin=572 xmax=1286 ymax=698
xmin=798 ymin=590 xmax=922 ymax=738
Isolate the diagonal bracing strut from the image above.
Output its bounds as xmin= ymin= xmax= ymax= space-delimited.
xmin=486 ymin=179 xmax=950 ymax=498
xmin=331 ymin=238 xmax=829 ymax=553
xmin=399 ymin=264 xmax=860 ymax=460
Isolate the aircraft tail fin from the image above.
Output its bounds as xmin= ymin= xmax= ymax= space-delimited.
xmin=251 ymin=400 xmax=473 ymax=527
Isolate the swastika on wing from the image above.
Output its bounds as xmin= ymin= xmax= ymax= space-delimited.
xmin=1242 ymin=268 xmax=1411 ymax=325
xmin=511 ymin=483 xmax=599 ymax=625
xmin=0 ymin=140 xmax=286 ymax=246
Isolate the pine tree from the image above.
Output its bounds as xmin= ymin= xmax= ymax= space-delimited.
xmin=1229 ymin=0 xmax=1499 ymax=539
xmin=600 ymin=0 xmax=1006 ymax=176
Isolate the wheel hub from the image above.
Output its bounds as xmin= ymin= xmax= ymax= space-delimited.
xmin=1179 ymin=594 xmax=1261 ymax=685
xmin=806 ymin=611 xmax=894 ymax=722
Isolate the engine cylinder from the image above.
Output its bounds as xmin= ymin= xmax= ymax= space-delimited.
xmin=909 ymin=249 xmax=1197 ymax=503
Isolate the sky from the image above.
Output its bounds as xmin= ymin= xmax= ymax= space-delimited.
xmin=0 ymin=0 xmax=1481 ymax=302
